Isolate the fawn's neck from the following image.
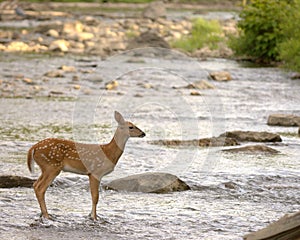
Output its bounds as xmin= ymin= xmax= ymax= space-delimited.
xmin=101 ymin=128 xmax=129 ymax=165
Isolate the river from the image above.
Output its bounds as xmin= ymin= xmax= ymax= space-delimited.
xmin=0 ymin=49 xmax=299 ymax=239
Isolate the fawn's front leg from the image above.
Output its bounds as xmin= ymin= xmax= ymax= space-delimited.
xmin=88 ymin=174 xmax=100 ymax=220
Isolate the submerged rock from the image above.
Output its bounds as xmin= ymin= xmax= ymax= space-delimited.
xmin=44 ymin=70 xmax=65 ymax=78
xmin=105 ymin=172 xmax=190 ymax=193
xmin=219 ymin=131 xmax=282 ymax=142
xmin=267 ymin=114 xmax=300 ymax=127
xmin=150 ymin=136 xmax=239 ymax=147
xmin=222 ymin=144 xmax=280 ymax=154
xmin=174 ymin=80 xmax=215 ymax=90
xmin=0 ymin=175 xmax=35 ymax=188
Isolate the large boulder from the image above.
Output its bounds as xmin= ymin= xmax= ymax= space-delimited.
xmin=267 ymin=114 xmax=300 ymax=126
xmin=219 ymin=131 xmax=282 ymax=142
xmin=0 ymin=175 xmax=35 ymax=188
xmin=222 ymin=144 xmax=279 ymax=154
xmin=105 ymin=172 xmax=190 ymax=193
xmin=142 ymin=1 xmax=166 ymax=20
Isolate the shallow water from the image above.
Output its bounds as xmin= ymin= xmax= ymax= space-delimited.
xmin=0 ymin=51 xmax=299 ymax=239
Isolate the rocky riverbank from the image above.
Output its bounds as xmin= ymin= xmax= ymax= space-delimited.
xmin=0 ymin=1 xmax=237 ymax=58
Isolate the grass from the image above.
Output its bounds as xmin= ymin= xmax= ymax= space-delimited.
xmin=171 ymin=18 xmax=224 ymax=53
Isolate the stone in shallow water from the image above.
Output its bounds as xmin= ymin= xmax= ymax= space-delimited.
xmin=219 ymin=131 xmax=282 ymax=142
xmin=105 ymin=172 xmax=190 ymax=193
xmin=222 ymin=144 xmax=279 ymax=154
xmin=267 ymin=114 xmax=300 ymax=127
xmin=0 ymin=175 xmax=35 ymax=188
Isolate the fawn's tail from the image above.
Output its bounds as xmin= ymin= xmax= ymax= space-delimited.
xmin=27 ymin=147 xmax=35 ymax=174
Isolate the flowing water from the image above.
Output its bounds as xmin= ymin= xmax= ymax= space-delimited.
xmin=0 ymin=50 xmax=299 ymax=239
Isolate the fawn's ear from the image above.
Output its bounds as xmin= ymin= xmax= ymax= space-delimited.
xmin=114 ymin=111 xmax=125 ymax=125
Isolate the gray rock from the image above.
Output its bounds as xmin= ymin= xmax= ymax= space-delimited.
xmin=105 ymin=172 xmax=190 ymax=193
xmin=150 ymin=137 xmax=239 ymax=147
xmin=222 ymin=144 xmax=279 ymax=154
xmin=267 ymin=114 xmax=300 ymax=127
xmin=127 ymin=31 xmax=170 ymax=49
xmin=219 ymin=131 xmax=282 ymax=142
xmin=0 ymin=175 xmax=35 ymax=188
xmin=142 ymin=1 xmax=166 ymax=20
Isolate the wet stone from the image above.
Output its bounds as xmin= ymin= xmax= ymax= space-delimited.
xmin=0 ymin=175 xmax=35 ymax=188
xmin=150 ymin=136 xmax=239 ymax=147
xmin=58 ymin=65 xmax=77 ymax=72
xmin=105 ymin=172 xmax=190 ymax=193
xmin=222 ymin=144 xmax=280 ymax=154
xmin=44 ymin=70 xmax=65 ymax=78
xmin=209 ymin=71 xmax=232 ymax=81
xmin=267 ymin=114 xmax=300 ymax=127
xmin=219 ymin=131 xmax=282 ymax=142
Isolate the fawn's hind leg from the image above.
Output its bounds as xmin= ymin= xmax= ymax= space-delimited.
xmin=33 ymin=168 xmax=61 ymax=219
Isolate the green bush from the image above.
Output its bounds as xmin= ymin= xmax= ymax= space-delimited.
xmin=279 ymin=0 xmax=300 ymax=72
xmin=172 ymin=18 xmax=223 ymax=53
xmin=230 ymin=0 xmax=290 ymax=62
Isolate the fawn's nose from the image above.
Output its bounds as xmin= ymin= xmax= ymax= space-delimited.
xmin=140 ymin=132 xmax=146 ymax=138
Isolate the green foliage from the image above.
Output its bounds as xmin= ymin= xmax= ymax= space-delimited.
xmin=172 ymin=18 xmax=223 ymax=53
xmin=279 ymin=0 xmax=300 ymax=72
xmin=230 ymin=0 xmax=290 ymax=62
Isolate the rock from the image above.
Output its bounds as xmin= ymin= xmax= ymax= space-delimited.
xmin=6 ymin=41 xmax=30 ymax=52
xmin=72 ymin=75 xmax=79 ymax=81
xmin=105 ymin=172 xmax=190 ymax=193
xmin=291 ymin=73 xmax=300 ymax=79
xmin=267 ymin=114 xmax=300 ymax=127
xmin=193 ymin=80 xmax=215 ymax=89
xmin=219 ymin=131 xmax=282 ymax=142
xmin=150 ymin=137 xmax=239 ymax=147
xmin=0 ymin=175 xmax=35 ymax=188
xmin=244 ymin=210 xmax=300 ymax=240
xmin=190 ymin=91 xmax=201 ymax=96
xmin=49 ymin=39 xmax=70 ymax=52
xmin=67 ymin=32 xmax=94 ymax=42
xmin=222 ymin=145 xmax=279 ymax=154
xmin=44 ymin=70 xmax=65 ymax=78
xmin=127 ymin=31 xmax=170 ymax=49
xmin=178 ymin=80 xmax=215 ymax=90
xmin=209 ymin=71 xmax=232 ymax=81
xmin=105 ymin=80 xmax=118 ymax=90
xmin=73 ymin=85 xmax=81 ymax=90
xmin=63 ymin=21 xmax=84 ymax=35
xmin=142 ymin=1 xmax=166 ymax=20
xmin=46 ymin=29 xmax=59 ymax=38
xmin=299 ymin=127 xmax=300 ymax=136
xmin=58 ymin=65 xmax=77 ymax=72
xmin=22 ymin=78 xmax=34 ymax=85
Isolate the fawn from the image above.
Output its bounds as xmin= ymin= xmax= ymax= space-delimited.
xmin=27 ymin=111 xmax=145 ymax=220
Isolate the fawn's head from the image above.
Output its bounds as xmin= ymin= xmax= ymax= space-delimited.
xmin=114 ymin=111 xmax=146 ymax=138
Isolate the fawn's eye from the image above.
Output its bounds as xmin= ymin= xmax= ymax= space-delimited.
xmin=129 ymin=126 xmax=134 ymax=129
